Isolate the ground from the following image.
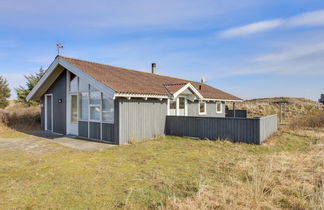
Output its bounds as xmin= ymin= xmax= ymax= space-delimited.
xmin=0 ymin=126 xmax=323 ymax=209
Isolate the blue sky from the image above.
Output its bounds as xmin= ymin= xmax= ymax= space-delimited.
xmin=0 ymin=0 xmax=323 ymax=100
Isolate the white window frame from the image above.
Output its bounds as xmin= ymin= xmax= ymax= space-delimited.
xmin=167 ymin=97 xmax=187 ymax=116
xmin=216 ymin=102 xmax=222 ymax=114
xmin=198 ymin=101 xmax=206 ymax=115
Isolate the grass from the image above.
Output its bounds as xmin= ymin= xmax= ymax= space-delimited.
xmin=1 ymin=127 xmax=323 ymax=209
xmin=0 ymin=125 xmax=31 ymax=138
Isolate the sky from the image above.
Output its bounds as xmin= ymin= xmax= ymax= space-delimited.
xmin=0 ymin=0 xmax=323 ymax=101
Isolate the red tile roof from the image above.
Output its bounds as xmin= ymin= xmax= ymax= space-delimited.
xmin=60 ymin=56 xmax=241 ymax=100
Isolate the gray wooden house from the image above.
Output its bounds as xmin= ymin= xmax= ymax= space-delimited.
xmin=27 ymin=56 xmax=241 ymax=144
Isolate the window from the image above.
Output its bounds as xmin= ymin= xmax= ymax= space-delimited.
xmin=70 ymin=74 xmax=78 ymax=92
xmin=79 ymin=79 xmax=89 ymax=92
xmin=199 ymin=102 xmax=206 ymax=115
xmin=179 ymin=97 xmax=185 ymax=109
xmin=90 ymin=91 xmax=101 ymax=105
xmin=216 ymin=102 xmax=222 ymax=113
xmin=79 ymin=92 xmax=89 ymax=120
xmin=169 ymin=100 xmax=176 ymax=109
xmin=102 ymin=94 xmax=114 ymax=122
xmin=90 ymin=106 xmax=101 ymax=121
xmin=89 ymin=87 xmax=101 ymax=121
xmin=71 ymin=95 xmax=78 ymax=123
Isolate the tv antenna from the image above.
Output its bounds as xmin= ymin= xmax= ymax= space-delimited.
xmin=56 ymin=43 xmax=64 ymax=55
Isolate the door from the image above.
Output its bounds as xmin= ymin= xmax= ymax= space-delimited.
xmin=45 ymin=94 xmax=53 ymax=131
xmin=68 ymin=94 xmax=78 ymax=135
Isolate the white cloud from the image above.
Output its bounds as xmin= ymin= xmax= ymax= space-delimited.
xmin=219 ymin=19 xmax=283 ymax=38
xmin=229 ymin=41 xmax=324 ymax=76
xmin=288 ymin=10 xmax=324 ymax=27
xmin=219 ymin=10 xmax=324 ymax=38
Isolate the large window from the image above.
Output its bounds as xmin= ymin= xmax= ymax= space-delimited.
xmin=216 ymin=102 xmax=222 ymax=113
xmin=79 ymin=92 xmax=89 ymax=120
xmin=102 ymin=95 xmax=114 ymax=122
xmin=199 ymin=102 xmax=206 ymax=115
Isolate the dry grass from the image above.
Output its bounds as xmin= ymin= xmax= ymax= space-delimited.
xmin=164 ymin=129 xmax=324 ymax=210
xmin=228 ymin=97 xmax=323 ymax=119
xmin=0 ymin=102 xmax=40 ymax=131
xmin=290 ymin=113 xmax=324 ymax=129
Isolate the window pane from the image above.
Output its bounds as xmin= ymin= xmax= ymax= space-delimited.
xmin=169 ymin=100 xmax=176 ymax=109
xmin=200 ymin=102 xmax=205 ymax=113
xmin=79 ymin=92 xmax=89 ymax=120
xmin=79 ymin=79 xmax=89 ymax=92
xmin=71 ymin=95 xmax=78 ymax=123
xmin=70 ymin=76 xmax=78 ymax=92
xmin=216 ymin=103 xmax=222 ymax=113
xmin=102 ymin=95 xmax=114 ymax=122
xmin=90 ymin=91 xmax=101 ymax=105
xmin=179 ymin=98 xmax=185 ymax=109
xmin=90 ymin=106 xmax=100 ymax=121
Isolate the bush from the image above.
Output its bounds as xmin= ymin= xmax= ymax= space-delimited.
xmin=0 ymin=105 xmax=41 ymax=130
xmin=290 ymin=113 xmax=324 ymax=129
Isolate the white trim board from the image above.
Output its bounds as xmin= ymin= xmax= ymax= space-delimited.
xmin=26 ymin=56 xmax=116 ymax=101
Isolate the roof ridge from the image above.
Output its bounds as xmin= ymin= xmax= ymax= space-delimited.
xmin=59 ymin=55 xmax=201 ymax=84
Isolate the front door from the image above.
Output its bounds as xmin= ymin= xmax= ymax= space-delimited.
xmin=45 ymin=94 xmax=53 ymax=131
xmin=68 ymin=94 xmax=78 ymax=135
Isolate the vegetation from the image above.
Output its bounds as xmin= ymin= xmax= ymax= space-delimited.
xmin=0 ymin=97 xmax=323 ymax=209
xmin=229 ymin=97 xmax=323 ymax=119
xmin=0 ymin=75 xmax=11 ymax=109
xmin=15 ymin=67 xmax=45 ymax=106
xmin=0 ymin=103 xmax=40 ymax=131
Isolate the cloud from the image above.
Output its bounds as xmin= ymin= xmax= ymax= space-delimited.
xmin=219 ymin=10 xmax=324 ymax=38
xmin=288 ymin=10 xmax=324 ymax=27
xmin=229 ymin=41 xmax=324 ymax=76
xmin=219 ymin=19 xmax=284 ymax=38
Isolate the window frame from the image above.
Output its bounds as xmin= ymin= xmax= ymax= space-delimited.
xmin=216 ymin=102 xmax=222 ymax=114
xmin=198 ymin=101 xmax=207 ymax=115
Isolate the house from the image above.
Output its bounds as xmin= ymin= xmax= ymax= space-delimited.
xmin=27 ymin=56 xmax=241 ymax=144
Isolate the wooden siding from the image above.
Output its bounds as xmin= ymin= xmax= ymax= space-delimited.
xmin=42 ymin=70 xmax=67 ymax=135
xmin=102 ymin=123 xmax=114 ymax=142
xmin=165 ymin=115 xmax=277 ymax=144
xmin=78 ymin=121 xmax=88 ymax=138
xmin=90 ymin=122 xmax=101 ymax=140
xmin=187 ymin=101 xmax=225 ymax=117
xmin=117 ymin=98 xmax=167 ymax=144
xmin=259 ymin=115 xmax=278 ymax=143
xmin=225 ymin=110 xmax=247 ymax=118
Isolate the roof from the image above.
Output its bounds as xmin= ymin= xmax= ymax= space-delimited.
xmin=59 ymin=56 xmax=241 ymax=100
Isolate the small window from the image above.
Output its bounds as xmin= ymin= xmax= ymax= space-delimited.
xmin=216 ymin=102 xmax=222 ymax=113
xmin=199 ymin=102 xmax=206 ymax=115
xmin=169 ymin=100 xmax=176 ymax=110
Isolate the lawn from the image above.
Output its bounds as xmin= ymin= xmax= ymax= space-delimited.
xmin=0 ymin=128 xmax=323 ymax=209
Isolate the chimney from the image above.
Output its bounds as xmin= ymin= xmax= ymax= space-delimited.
xmin=151 ymin=63 xmax=156 ymax=74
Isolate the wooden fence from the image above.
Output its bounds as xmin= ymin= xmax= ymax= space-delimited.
xmin=165 ymin=115 xmax=277 ymax=144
